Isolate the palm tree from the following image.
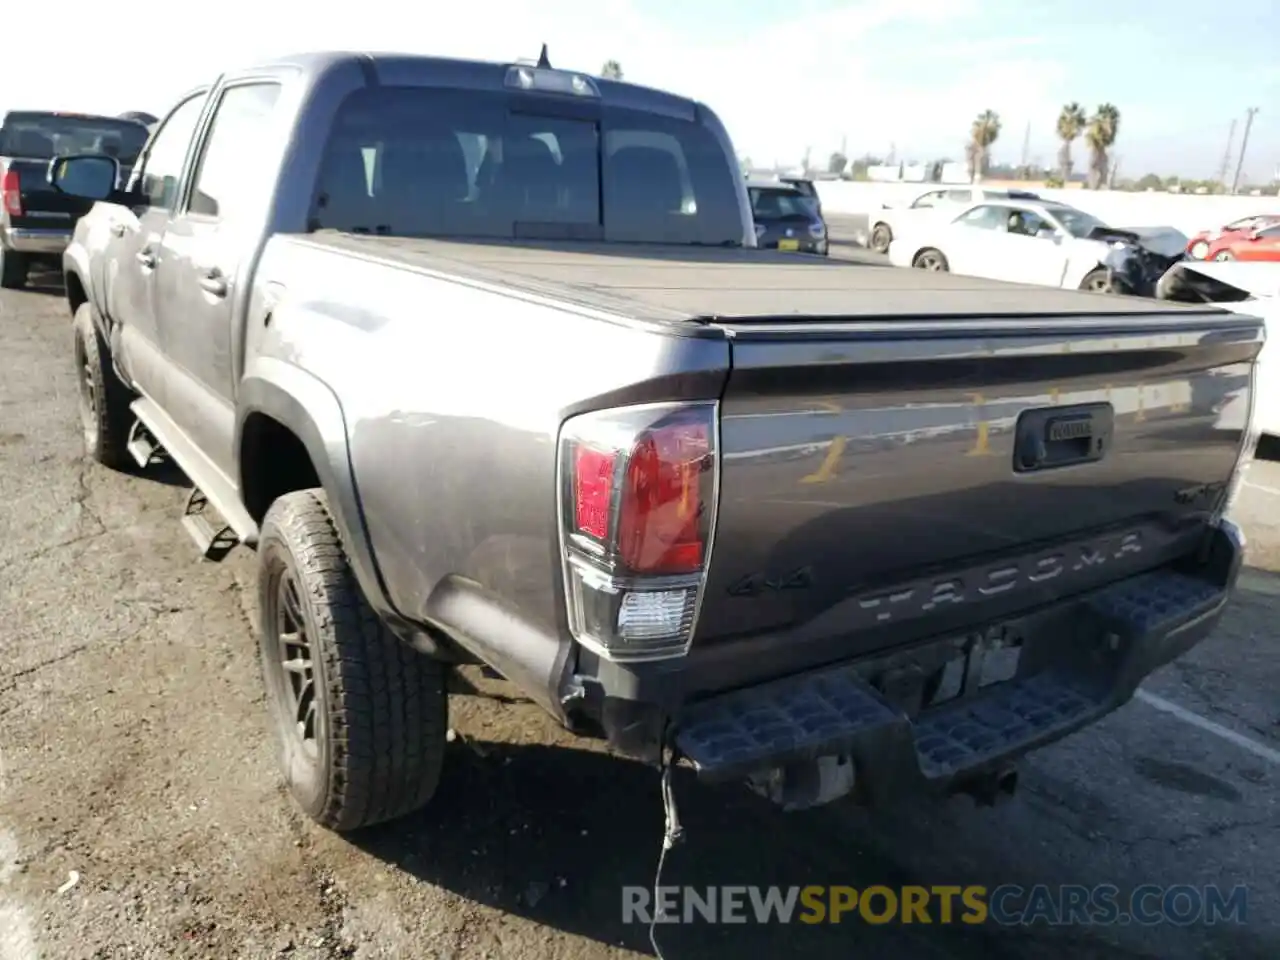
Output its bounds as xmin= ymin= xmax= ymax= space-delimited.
xmin=600 ymin=60 xmax=623 ymax=80
xmin=1085 ymin=104 xmax=1120 ymax=190
xmin=967 ymin=110 xmax=1001 ymax=183
xmin=1056 ymin=103 xmax=1086 ymax=184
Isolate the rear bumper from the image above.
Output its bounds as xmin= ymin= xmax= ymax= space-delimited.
xmin=593 ymin=519 xmax=1244 ymax=803
xmin=2 ymin=226 xmax=71 ymax=255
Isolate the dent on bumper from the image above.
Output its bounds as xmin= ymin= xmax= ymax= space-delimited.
xmin=2 ymin=227 xmax=72 ymax=255
xmin=595 ymin=520 xmax=1245 ymax=800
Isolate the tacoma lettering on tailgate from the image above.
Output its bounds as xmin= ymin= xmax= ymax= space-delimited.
xmin=851 ymin=530 xmax=1145 ymax=627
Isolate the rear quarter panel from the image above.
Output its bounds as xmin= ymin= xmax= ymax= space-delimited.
xmin=247 ymin=238 xmax=731 ymax=695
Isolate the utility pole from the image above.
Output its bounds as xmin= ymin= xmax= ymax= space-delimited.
xmin=1231 ymin=107 xmax=1260 ymax=194
xmin=1216 ymin=119 xmax=1237 ymax=189
xmin=1019 ymin=120 xmax=1031 ymax=179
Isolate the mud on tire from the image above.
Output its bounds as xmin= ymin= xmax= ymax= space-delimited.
xmin=257 ymin=489 xmax=449 ymax=832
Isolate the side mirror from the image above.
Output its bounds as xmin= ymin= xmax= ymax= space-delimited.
xmin=1037 ymin=226 xmax=1060 ymax=241
xmin=47 ymin=154 xmax=120 ymax=202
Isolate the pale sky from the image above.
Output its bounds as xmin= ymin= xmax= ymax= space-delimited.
xmin=7 ymin=0 xmax=1278 ymax=183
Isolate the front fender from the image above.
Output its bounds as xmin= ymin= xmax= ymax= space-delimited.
xmin=236 ymin=358 xmax=415 ymax=644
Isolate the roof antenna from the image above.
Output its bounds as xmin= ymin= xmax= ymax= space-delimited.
xmin=536 ymin=43 xmax=551 ymax=68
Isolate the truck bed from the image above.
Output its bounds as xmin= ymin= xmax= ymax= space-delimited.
xmin=291 ymin=230 xmax=1261 ymax=704
xmin=303 ymin=233 xmax=1212 ymax=324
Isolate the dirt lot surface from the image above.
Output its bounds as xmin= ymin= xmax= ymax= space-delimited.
xmin=2 ymin=258 xmax=1278 ymax=960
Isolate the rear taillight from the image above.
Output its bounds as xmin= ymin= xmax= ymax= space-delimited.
xmin=2 ymin=169 xmax=21 ymax=217
xmin=558 ymin=401 xmax=719 ymax=662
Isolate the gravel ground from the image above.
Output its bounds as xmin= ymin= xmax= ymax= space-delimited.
xmin=1 ymin=251 xmax=1278 ymax=960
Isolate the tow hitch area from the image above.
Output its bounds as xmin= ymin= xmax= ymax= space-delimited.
xmin=675 ymin=562 xmax=1233 ymax=813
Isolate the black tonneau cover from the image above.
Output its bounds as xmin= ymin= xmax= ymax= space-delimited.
xmin=304 ymin=234 xmax=1216 ymax=325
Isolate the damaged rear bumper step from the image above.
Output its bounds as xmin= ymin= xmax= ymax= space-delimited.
xmin=674 ymin=525 xmax=1241 ymax=804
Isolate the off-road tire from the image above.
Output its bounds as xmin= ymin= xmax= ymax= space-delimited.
xmin=912 ymin=248 xmax=949 ymax=272
xmin=870 ymin=222 xmax=892 ymax=253
xmin=73 ymin=302 xmax=134 ymax=470
xmin=257 ymin=489 xmax=449 ymax=832
xmin=0 ymin=246 xmax=29 ymax=289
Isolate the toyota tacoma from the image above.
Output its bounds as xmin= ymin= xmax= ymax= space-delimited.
xmin=54 ymin=49 xmax=1263 ymax=833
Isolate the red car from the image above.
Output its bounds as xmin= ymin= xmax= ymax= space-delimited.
xmin=1186 ymin=214 xmax=1280 ymax=261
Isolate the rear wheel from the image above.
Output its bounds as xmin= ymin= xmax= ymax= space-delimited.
xmin=257 ymin=489 xmax=449 ymax=832
xmin=870 ymin=222 xmax=892 ymax=253
xmin=1213 ymin=250 xmax=1236 ymax=262
xmin=73 ymin=302 xmax=134 ymax=470
xmin=912 ymin=248 xmax=948 ymax=272
xmin=0 ymin=246 xmax=29 ymax=289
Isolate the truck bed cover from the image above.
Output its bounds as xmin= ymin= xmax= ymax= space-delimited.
xmin=302 ymin=234 xmax=1217 ymax=325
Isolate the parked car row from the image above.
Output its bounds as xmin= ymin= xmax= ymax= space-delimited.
xmin=0 ymin=109 xmax=151 ymax=288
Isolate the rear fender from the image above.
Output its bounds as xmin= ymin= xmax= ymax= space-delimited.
xmin=236 ymin=359 xmax=440 ymax=654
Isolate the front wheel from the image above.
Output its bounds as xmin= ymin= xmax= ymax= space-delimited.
xmin=73 ymin=302 xmax=134 ymax=470
xmin=912 ymin=248 xmax=949 ymax=272
xmin=1213 ymin=250 xmax=1236 ymax=262
xmin=1079 ymin=267 xmax=1130 ymax=295
xmin=257 ymin=489 xmax=449 ymax=832
xmin=869 ymin=223 xmax=893 ymax=253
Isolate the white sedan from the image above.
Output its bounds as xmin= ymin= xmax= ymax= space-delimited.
xmin=867 ymin=185 xmax=1042 ymax=253
xmin=887 ymin=198 xmax=1147 ymax=292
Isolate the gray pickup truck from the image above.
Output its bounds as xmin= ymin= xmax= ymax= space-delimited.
xmin=53 ymin=49 xmax=1263 ymax=835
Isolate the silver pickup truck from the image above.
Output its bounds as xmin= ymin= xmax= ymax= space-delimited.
xmin=53 ymin=49 xmax=1263 ymax=835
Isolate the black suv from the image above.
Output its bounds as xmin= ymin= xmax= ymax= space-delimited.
xmin=747 ymin=179 xmax=828 ymax=255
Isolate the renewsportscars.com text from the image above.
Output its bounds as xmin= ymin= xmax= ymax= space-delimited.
xmin=622 ymin=884 xmax=1248 ymax=926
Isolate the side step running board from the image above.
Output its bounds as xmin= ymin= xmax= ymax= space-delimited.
xmin=129 ymin=396 xmax=259 ymax=560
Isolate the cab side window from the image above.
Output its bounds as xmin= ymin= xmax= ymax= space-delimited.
xmin=138 ymin=94 xmax=206 ymax=210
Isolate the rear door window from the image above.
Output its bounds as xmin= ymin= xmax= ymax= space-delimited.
xmin=310 ymin=86 xmax=743 ymax=246
xmin=186 ymin=82 xmax=284 ymax=221
xmin=954 ymin=204 xmax=1008 ymax=230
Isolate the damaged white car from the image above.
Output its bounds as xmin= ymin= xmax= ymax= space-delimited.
xmin=887 ymin=198 xmax=1186 ymax=296
xmin=1156 ymin=259 xmax=1279 ymax=441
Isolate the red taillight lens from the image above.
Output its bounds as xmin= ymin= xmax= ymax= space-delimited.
xmin=559 ymin=401 xmax=718 ymax=661
xmin=617 ymin=421 xmax=709 ymax=574
xmin=2 ymin=170 xmax=21 ymax=217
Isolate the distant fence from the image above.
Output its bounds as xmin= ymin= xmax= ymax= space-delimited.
xmin=814 ymin=180 xmax=1280 ymax=238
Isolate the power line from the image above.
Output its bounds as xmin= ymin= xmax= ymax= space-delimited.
xmin=1231 ymin=107 xmax=1260 ymax=194
xmin=1216 ymin=119 xmax=1237 ymax=189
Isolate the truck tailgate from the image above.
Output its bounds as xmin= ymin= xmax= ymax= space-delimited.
xmin=694 ymin=311 xmax=1261 ymax=663
xmin=1 ymin=158 xmax=92 ymax=230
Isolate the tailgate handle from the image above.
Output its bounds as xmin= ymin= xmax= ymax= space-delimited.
xmin=135 ymin=249 xmax=157 ymax=269
xmin=110 ymin=222 xmax=128 ymax=238
xmin=1014 ymin=402 xmax=1114 ymax=473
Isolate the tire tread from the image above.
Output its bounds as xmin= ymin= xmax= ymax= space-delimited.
xmin=261 ymin=489 xmax=448 ymax=832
